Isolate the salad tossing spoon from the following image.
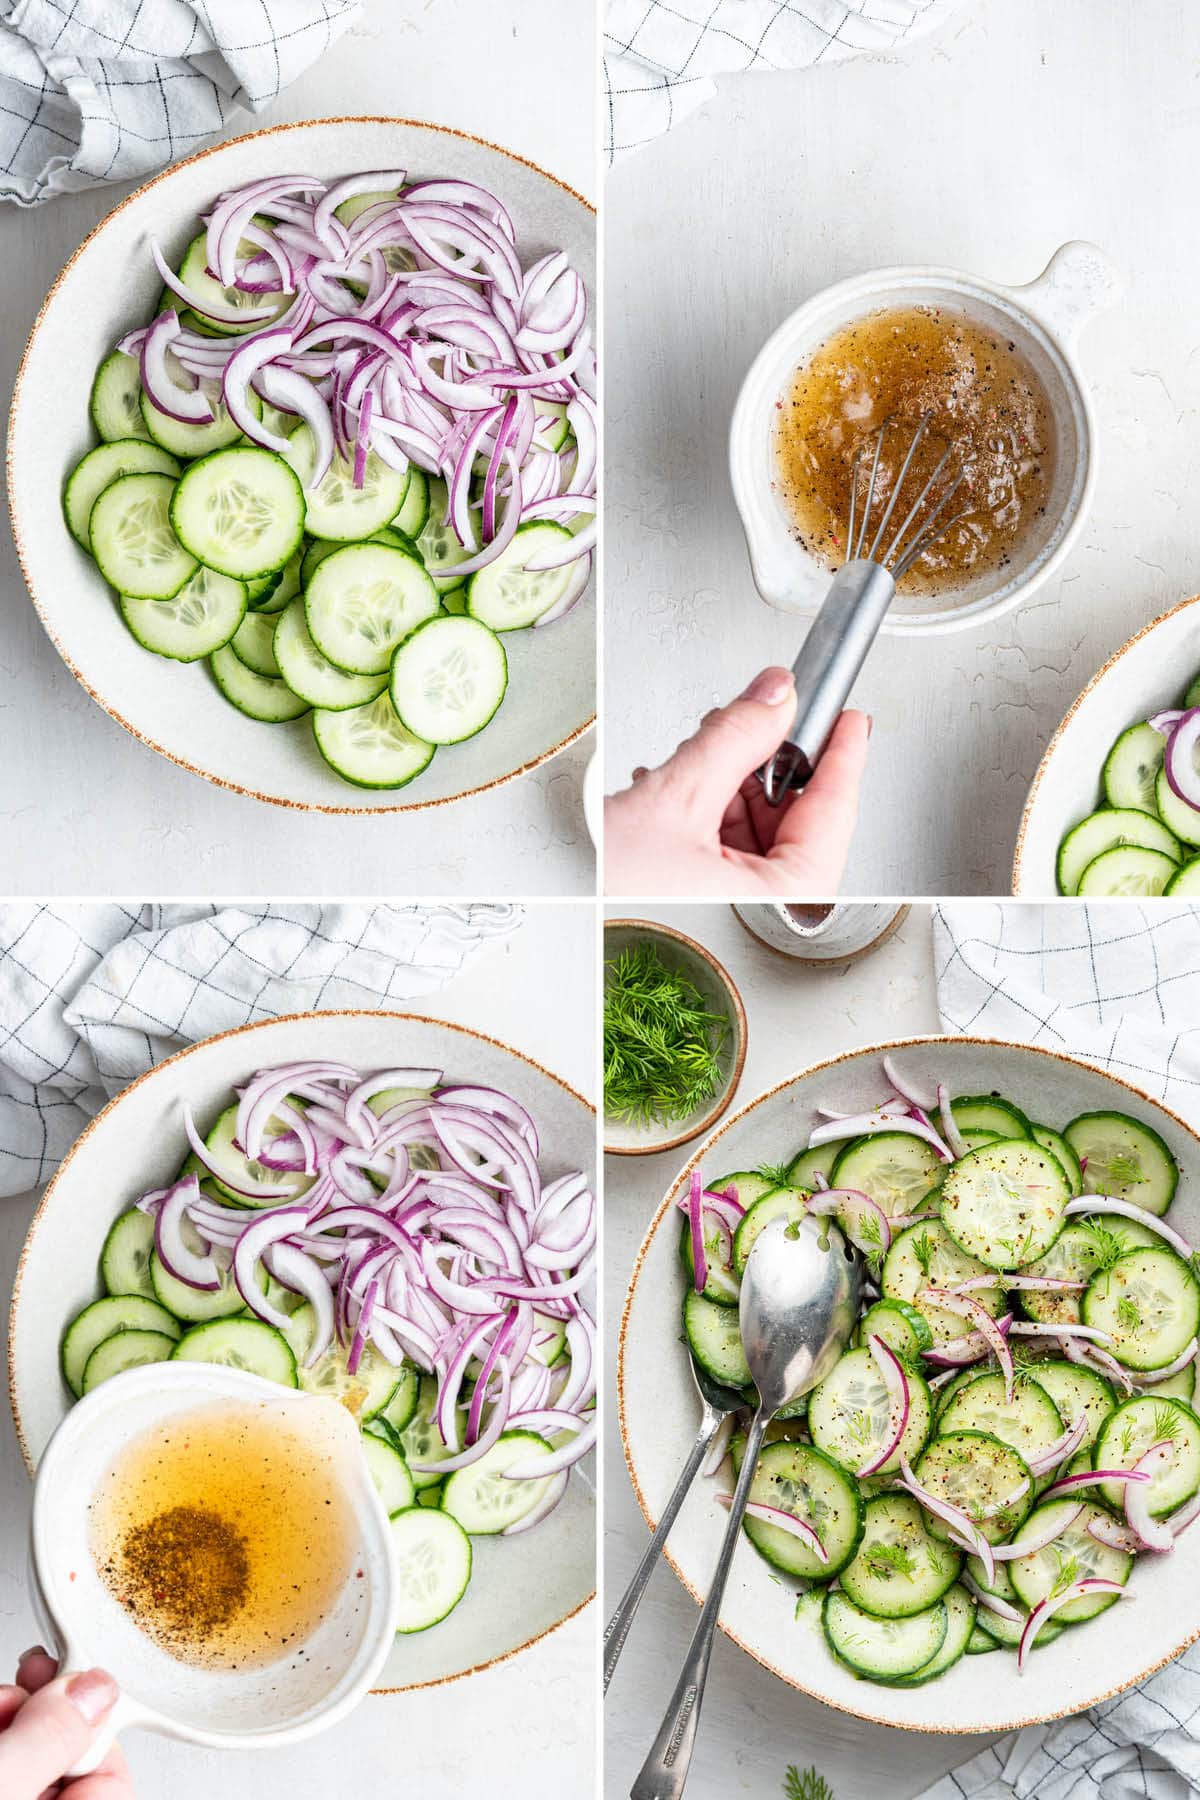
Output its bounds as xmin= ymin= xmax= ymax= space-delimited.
xmin=630 ymin=1212 xmax=861 ymax=1800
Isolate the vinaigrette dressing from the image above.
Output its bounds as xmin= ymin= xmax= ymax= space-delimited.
xmin=773 ymin=305 xmax=1054 ymax=596
xmin=89 ymin=1401 xmax=355 ymax=1671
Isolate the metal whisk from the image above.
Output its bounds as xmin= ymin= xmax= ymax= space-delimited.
xmin=759 ymin=412 xmax=974 ymax=804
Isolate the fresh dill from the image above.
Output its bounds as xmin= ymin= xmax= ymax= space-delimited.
xmin=1050 ymin=1549 xmax=1081 ymax=1597
xmin=1155 ymin=1404 xmax=1182 ymax=1442
xmin=912 ymin=1230 xmax=938 ymax=1277
xmin=1100 ymin=1152 xmax=1148 ymax=1188
xmin=784 ymin=1768 xmax=836 ymax=1800
xmin=1116 ymin=1297 xmax=1142 ymax=1332
xmin=603 ymin=942 xmax=729 ymax=1127
xmin=1081 ymin=1217 xmax=1127 ymax=1276
xmin=862 ymin=1540 xmax=917 ymax=1582
xmin=758 ymin=1160 xmax=795 ymax=1187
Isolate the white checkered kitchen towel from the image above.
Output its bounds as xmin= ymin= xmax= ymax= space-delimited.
xmin=0 ymin=900 xmax=521 ymax=1197
xmin=920 ymin=900 xmax=1200 ymax=1800
xmin=0 ymin=0 xmax=360 ymax=206
xmin=604 ymin=0 xmax=968 ymax=158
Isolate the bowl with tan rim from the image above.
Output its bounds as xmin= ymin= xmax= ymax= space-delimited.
xmin=7 ymin=116 xmax=594 ymax=813
xmin=9 ymin=1008 xmax=595 ymax=1694
xmin=1013 ymin=593 xmax=1200 ymax=895
xmin=618 ymin=1034 xmax=1200 ymax=1732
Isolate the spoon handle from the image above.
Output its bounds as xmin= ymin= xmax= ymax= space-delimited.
xmin=604 ymin=1403 xmax=723 ymax=1694
xmin=630 ymin=1407 xmax=770 ymax=1800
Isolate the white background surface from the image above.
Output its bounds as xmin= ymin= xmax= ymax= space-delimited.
xmin=0 ymin=0 xmax=596 ymax=897
xmin=604 ymin=0 xmax=1200 ymax=897
xmin=0 ymin=902 xmax=597 ymax=1798
xmin=603 ymin=902 xmax=1011 ymax=1799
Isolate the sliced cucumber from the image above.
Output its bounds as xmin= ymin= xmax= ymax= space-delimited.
xmin=892 ymin=1583 xmax=976 ymax=1684
xmin=250 ymin=548 xmax=302 ymax=615
xmin=1156 ymin=765 xmax=1200 ymax=848
xmin=744 ymin=1441 xmax=864 ymax=1578
xmin=171 ymin=446 xmax=306 ymax=580
xmin=966 ymin=1622 xmax=1000 ymax=1654
xmin=361 ymin=1432 xmax=416 ymax=1513
xmin=683 ymin=1289 xmax=751 ymax=1388
xmin=1030 ymin=1123 xmax=1083 ymax=1195
xmin=950 ymin=1096 xmax=1032 ymax=1140
xmin=304 ymin=543 xmax=440 ymax=676
xmin=390 ymin=615 xmax=507 ymax=745
xmin=809 ymin=1345 xmax=933 ymax=1476
xmin=1166 ymin=858 xmax=1200 ymax=895
xmin=1064 ymin=1110 xmax=1179 ymax=1214
xmin=938 ymin=1372 xmax=1065 ymax=1471
xmin=90 ymin=472 xmax=197 ymax=598
xmin=830 ymin=1132 xmax=943 ymax=1218
xmin=1007 ymin=1497 xmax=1132 ymax=1623
xmin=312 ymin=694 xmax=435 ymax=789
xmin=712 ymin=1170 xmax=784 ymax=1208
xmin=100 ymin=1209 xmax=157 ymax=1300
xmin=732 ymin=1188 xmax=807 ymax=1275
xmin=1078 ymin=845 xmax=1179 ymax=896
xmin=1021 ymin=1215 xmax=1160 ymax=1327
xmin=393 ymin=465 xmax=430 ymax=538
xmin=680 ymin=1216 xmax=739 ymax=1305
xmin=397 ymin=1374 xmax=460 ymax=1490
xmin=968 ymin=1558 xmax=1065 ymax=1649
xmin=202 ymin=1102 xmax=315 ymax=1207
xmin=369 ymin=1364 xmax=420 ymax=1434
xmin=90 ymin=351 xmax=151 ymax=443
xmin=210 ymin=642 xmax=311 ymax=723
xmin=1103 ymin=722 xmax=1167 ymax=814
xmin=856 ymin=1297 xmax=933 ymax=1360
xmin=230 ymin=609 xmax=281 ymax=678
xmin=824 ymin=1590 xmax=947 ymax=1681
xmin=177 ymin=232 xmax=294 ymax=336
xmin=1082 ymin=1246 xmax=1200 ymax=1370
xmin=466 ymin=522 xmax=578 ymax=629
xmin=141 ymin=378 xmax=255 ymax=458
xmin=284 ymin=425 xmax=409 ymax=541
xmin=915 ymin=1431 xmax=1033 ymax=1544
xmin=441 ymin=1430 xmax=556 ymax=1534
xmin=838 ymin=1494 xmax=961 ymax=1618
xmin=151 ymin=1243 xmax=248 ymax=1323
xmin=82 ymin=1328 xmax=177 ymax=1392
xmin=64 ymin=439 xmax=179 ymax=551
xmin=939 ymin=1138 xmax=1070 ymax=1270
xmin=274 ymin=598 xmax=389 ymax=709
xmin=785 ymin=1144 xmax=842 ymax=1190
xmin=171 ymin=1317 xmax=297 ymax=1386
xmin=1026 ymin=1359 xmax=1115 ymax=1448
xmin=389 ymin=1507 xmax=472 ymax=1633
xmin=119 ymin=566 xmax=247 ymax=661
xmin=1057 ymin=809 xmax=1181 ymax=896
xmin=882 ymin=1221 xmax=1004 ymax=1344
xmin=62 ymin=1295 xmax=181 ymax=1397
xmin=1095 ymin=1394 xmax=1200 ymax=1513
xmin=416 ymin=477 xmax=480 ymax=590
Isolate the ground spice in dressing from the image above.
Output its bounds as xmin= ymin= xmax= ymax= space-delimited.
xmin=106 ymin=1504 xmax=251 ymax=1654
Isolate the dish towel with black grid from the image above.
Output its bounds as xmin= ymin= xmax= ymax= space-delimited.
xmin=0 ymin=901 xmax=522 ymax=1199
xmin=919 ymin=900 xmax=1200 ymax=1800
xmin=0 ymin=0 xmax=360 ymax=206
xmin=604 ymin=0 xmax=969 ymax=159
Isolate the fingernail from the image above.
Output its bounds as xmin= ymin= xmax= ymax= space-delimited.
xmin=66 ymin=1670 xmax=118 ymax=1725
xmin=18 ymin=1645 xmax=46 ymax=1665
xmin=742 ymin=668 xmax=794 ymax=706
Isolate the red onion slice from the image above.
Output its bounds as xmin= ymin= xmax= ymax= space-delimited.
xmin=1027 ymin=1413 xmax=1091 ymax=1476
xmin=1125 ymin=1439 xmax=1177 ymax=1550
xmin=808 ymin=1110 xmax=954 ymax=1162
xmin=1164 ymin=709 xmax=1200 ymax=812
xmin=855 ymin=1335 xmax=910 ymax=1476
xmin=899 ymin=1455 xmax=995 ymax=1586
xmin=989 ymin=1502 xmax=1084 ymax=1560
xmin=715 ymin=1493 xmax=829 ymax=1561
xmin=1018 ymin=1579 xmax=1129 ymax=1670
xmin=1063 ymin=1196 xmax=1193 ymax=1259
xmin=880 ymin=1054 xmax=936 ymax=1113
xmin=1042 ymin=1466 xmax=1151 ymax=1499
xmin=922 ymin=1288 xmax=1015 ymax=1401
xmin=155 ymin=1174 xmax=221 ymax=1291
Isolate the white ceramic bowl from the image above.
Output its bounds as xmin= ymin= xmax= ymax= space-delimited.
xmin=7 ymin=117 xmax=595 ymax=812
xmin=1013 ymin=592 xmax=1200 ymax=894
xmin=729 ymin=241 xmax=1119 ymax=635
xmin=618 ymin=1034 xmax=1200 ymax=1733
xmin=9 ymin=1009 xmax=596 ymax=1694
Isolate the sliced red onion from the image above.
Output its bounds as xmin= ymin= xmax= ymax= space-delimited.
xmin=502 ymin=1469 xmax=569 ymax=1536
xmin=151 ymin=238 xmax=277 ymax=328
xmin=715 ymin=1494 xmax=829 ymax=1561
xmin=1019 ymin=1579 xmax=1129 ymax=1670
xmin=1009 ymin=1321 xmax=1114 ymax=1345
xmin=1042 ymin=1467 xmax=1151 ymax=1499
xmin=989 ymin=1502 xmax=1083 ymax=1560
xmin=807 ymin=1186 xmax=891 ymax=1260
xmin=222 ymin=327 xmax=294 ymax=450
xmin=899 ymin=1455 xmax=995 ymax=1586
xmin=954 ymin=1274 xmax=1084 ymax=1295
xmin=140 ymin=310 xmax=214 ymax=425
xmin=808 ymin=1111 xmax=954 ymax=1162
xmin=1164 ymin=709 xmax=1200 ymax=812
xmin=1150 ymin=709 xmax=1186 ymax=735
xmin=1028 ymin=1414 xmax=1090 ymax=1476
xmin=1168 ymin=1491 xmax=1200 ymax=1537
xmin=1063 ymin=1196 xmax=1192 ymax=1259
xmin=922 ymin=1314 xmax=1013 ymax=1368
xmin=880 ymin=1055 xmax=936 ymax=1113
xmin=922 ymin=1288 xmax=1015 ymax=1401
xmin=1125 ymin=1439 xmax=1177 ymax=1550
xmin=1137 ymin=1340 xmax=1199 ymax=1383
xmin=266 ymin=1241 xmax=334 ymax=1367
xmin=155 ymin=1174 xmax=220 ymax=1291
xmin=181 ymin=1105 xmax=298 ymax=1202
xmin=962 ymin=1571 xmax=1022 ymax=1622
xmin=1088 ymin=1513 xmax=1143 ymax=1553
xmin=936 ymin=1084 xmax=968 ymax=1161
xmin=856 ymin=1335 xmax=909 ymax=1476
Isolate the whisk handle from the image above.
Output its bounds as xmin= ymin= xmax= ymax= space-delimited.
xmin=759 ymin=559 xmax=895 ymax=804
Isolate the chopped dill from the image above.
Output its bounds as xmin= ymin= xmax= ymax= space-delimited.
xmin=784 ymin=1768 xmax=836 ymax=1800
xmin=862 ymin=1540 xmax=917 ymax=1582
xmin=603 ymin=942 xmax=729 ymax=1127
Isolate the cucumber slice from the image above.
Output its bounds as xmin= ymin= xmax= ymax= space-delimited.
xmin=64 ymin=439 xmax=180 ymax=551
xmin=393 ymin=465 xmax=430 ymax=538
xmin=892 ymin=1583 xmax=976 ymax=1684
xmin=416 ymin=477 xmax=481 ymax=590
xmin=202 ymin=1102 xmax=316 ymax=1207
xmin=210 ymin=642 xmax=311 ymax=723
xmin=939 ymin=1138 xmax=1070 ymax=1270
xmin=396 ymin=1374 xmax=459 ymax=1490
xmin=1156 ymin=764 xmax=1200 ymax=847
xmin=683 ymin=1289 xmax=750 ymax=1388
xmin=1166 ymin=858 xmax=1200 ymax=895
xmin=177 ymin=231 xmax=294 ymax=337
xmin=304 ymin=543 xmax=440 ymax=676
xmin=274 ymin=598 xmax=389 ymax=710
xmin=288 ymin=1311 xmax=402 ymax=1421
xmin=966 ymin=1622 xmax=1000 ymax=1654
xmin=1021 ymin=1216 xmax=1160 ymax=1327
xmin=361 ymin=1432 xmax=416 ymax=1513
xmin=1007 ymin=1499 xmax=1133 ymax=1622
xmin=61 ymin=1295 xmax=181 ymax=1397
xmin=744 ymin=1441 xmax=864 ymax=1578
xmin=119 ymin=566 xmax=247 ymax=661
xmin=882 ymin=1221 xmax=1004 ymax=1344
xmin=785 ymin=1144 xmax=842 ymax=1190
xmin=968 ymin=1557 xmax=1066 ymax=1649
xmin=312 ymin=694 xmax=435 ymax=789
xmin=1078 ymin=845 xmax=1178 ymax=896
xmin=441 ymin=1430 xmax=556 ymax=1534
xmin=82 ymin=1328 xmax=177 ymax=1392
xmin=1057 ymin=809 xmax=1181 ymax=896
xmin=732 ymin=1188 xmax=807 ymax=1275
xmin=100 ymin=1209 xmax=157 ymax=1300
xmin=141 ymin=379 xmax=257 ymax=458
xmin=466 ymin=522 xmax=578 ymax=629
xmin=1082 ymin=1246 xmax=1200 ymax=1369
xmin=171 ymin=446 xmax=306 ymax=580
xmin=915 ymin=1431 xmax=1033 ymax=1544
xmin=1144 ymin=1362 xmax=1197 ymax=1404
xmin=710 ymin=1170 xmax=779 ymax=1207
xmin=283 ymin=425 xmax=409 ymax=541
xmin=1026 ymin=1359 xmax=1115 ymax=1448
xmin=90 ymin=472 xmax=197 ymax=599
xmin=369 ymin=1365 xmax=420 ymax=1434
xmin=838 ymin=1494 xmax=961 ymax=1618
xmin=389 ymin=1507 xmax=472 ymax=1633
xmin=1104 ymin=721 xmax=1167 ymax=814
xmin=680 ymin=1216 xmax=739 ymax=1305
xmin=90 ymin=351 xmax=151 ymax=443
xmin=249 ymin=548 xmax=302 ymax=615
xmin=151 ymin=1244 xmax=249 ymax=1323
xmin=809 ymin=1344 xmax=933 ymax=1476
xmin=1030 ymin=1123 xmax=1083 ymax=1195
xmin=1095 ymin=1394 xmax=1200 ymax=1512
xmin=856 ymin=1298 xmax=933 ymax=1359
xmin=830 ymin=1132 xmax=943 ymax=1219
xmin=230 ymin=609 xmax=281 ymax=677
xmin=171 ymin=1317 xmax=297 ymax=1386
xmin=938 ymin=1372 xmax=1065 ymax=1471
xmin=390 ymin=614 xmax=507 ymax=745
xmin=950 ymin=1096 xmax=1032 ymax=1140
xmin=824 ymin=1589 xmax=947 ymax=1681
xmin=1064 ymin=1110 xmax=1179 ymax=1214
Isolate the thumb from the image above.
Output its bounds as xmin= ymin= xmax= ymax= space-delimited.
xmin=0 ymin=1669 xmax=118 ymax=1795
xmin=665 ymin=668 xmax=796 ymax=827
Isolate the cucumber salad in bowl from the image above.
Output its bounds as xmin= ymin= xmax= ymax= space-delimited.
xmin=60 ymin=1061 xmax=595 ymax=1636
xmin=63 ymin=170 xmax=595 ymax=791
xmin=679 ymin=1054 xmax=1200 ymax=1687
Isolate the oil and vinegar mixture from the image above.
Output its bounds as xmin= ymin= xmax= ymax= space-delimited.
xmin=89 ymin=1401 xmax=355 ymax=1670
xmin=773 ymin=305 xmax=1054 ymax=596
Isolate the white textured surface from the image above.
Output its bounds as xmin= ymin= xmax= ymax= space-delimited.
xmin=604 ymin=0 xmax=1200 ymax=896
xmin=0 ymin=904 xmax=597 ymax=1799
xmin=0 ymin=0 xmax=595 ymax=896
xmin=602 ymin=903 xmax=1007 ymax=1797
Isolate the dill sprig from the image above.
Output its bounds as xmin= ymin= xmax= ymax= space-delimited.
xmin=784 ymin=1768 xmax=836 ymax=1800
xmin=603 ymin=942 xmax=729 ymax=1127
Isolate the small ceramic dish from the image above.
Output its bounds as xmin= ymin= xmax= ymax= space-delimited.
xmin=9 ymin=1009 xmax=595 ymax=1694
xmin=729 ymin=241 xmax=1119 ymax=636
xmin=31 ymin=1364 xmax=396 ymax=1772
xmin=603 ymin=919 xmax=747 ymax=1157
xmin=619 ymin=1035 xmax=1200 ymax=1733
xmin=7 ymin=117 xmax=594 ymax=813
xmin=1013 ymin=592 xmax=1200 ymax=894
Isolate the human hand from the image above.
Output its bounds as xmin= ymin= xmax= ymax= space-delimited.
xmin=0 ymin=1647 xmax=133 ymax=1797
xmin=604 ymin=667 xmax=871 ymax=895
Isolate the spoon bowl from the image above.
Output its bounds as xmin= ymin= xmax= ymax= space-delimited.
xmin=740 ymin=1214 xmax=861 ymax=1414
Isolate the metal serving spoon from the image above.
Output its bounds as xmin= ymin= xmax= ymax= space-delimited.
xmin=604 ymin=1356 xmax=744 ymax=1693
xmin=630 ymin=1213 xmax=861 ymax=1800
